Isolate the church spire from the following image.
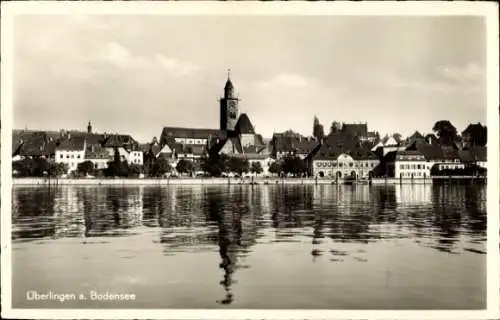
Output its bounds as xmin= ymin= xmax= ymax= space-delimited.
xmin=87 ymin=121 xmax=92 ymax=134
xmin=224 ymin=68 xmax=234 ymax=99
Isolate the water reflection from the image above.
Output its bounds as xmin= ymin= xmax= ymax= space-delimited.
xmin=12 ymin=183 xmax=487 ymax=305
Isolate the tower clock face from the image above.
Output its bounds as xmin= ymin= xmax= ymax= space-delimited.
xmin=227 ymin=100 xmax=238 ymax=119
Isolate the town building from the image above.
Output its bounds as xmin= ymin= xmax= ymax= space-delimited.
xmin=159 ymin=72 xmax=271 ymax=174
xmin=54 ymin=135 xmax=86 ymax=173
xmin=14 ymin=122 xmax=143 ymax=174
xmin=270 ymin=132 xmax=319 ymax=160
xmin=392 ymin=150 xmax=430 ymax=179
xmin=309 ymin=132 xmax=379 ymax=178
xmin=405 ymin=131 xmax=426 ymax=146
xmin=340 ymin=123 xmax=378 ymax=144
xmin=12 ymin=130 xmax=62 ymax=161
xmin=458 ymin=146 xmax=487 ymax=169
xmin=84 ymin=144 xmax=112 ymax=170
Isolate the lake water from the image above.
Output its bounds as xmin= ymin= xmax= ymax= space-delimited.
xmin=11 ymin=184 xmax=486 ymax=309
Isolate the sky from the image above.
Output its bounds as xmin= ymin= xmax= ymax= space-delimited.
xmin=13 ymin=15 xmax=486 ymax=143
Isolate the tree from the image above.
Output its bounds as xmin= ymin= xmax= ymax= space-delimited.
xmin=77 ymin=160 xmax=95 ymax=177
xmin=268 ymin=161 xmax=281 ymax=176
xmin=226 ymin=157 xmax=249 ymax=176
xmin=201 ymin=154 xmax=228 ymax=177
xmin=49 ymin=163 xmax=68 ymax=177
xmin=433 ymin=120 xmax=459 ymax=146
xmin=143 ymin=150 xmax=156 ymax=176
xmin=281 ymin=155 xmax=307 ymax=177
xmin=250 ymin=161 xmax=263 ymax=175
xmin=393 ymin=133 xmax=402 ymax=144
xmin=313 ymin=116 xmax=325 ymax=141
xmin=176 ymin=159 xmax=195 ymax=175
xmin=463 ymin=123 xmax=487 ymax=147
xmin=12 ymin=159 xmax=31 ymax=177
xmin=128 ymin=164 xmax=143 ymax=177
xmin=151 ymin=156 xmax=171 ymax=177
xmin=105 ymin=148 xmax=129 ymax=177
xmin=330 ymin=121 xmax=342 ymax=134
xmin=282 ymin=129 xmax=301 ymax=137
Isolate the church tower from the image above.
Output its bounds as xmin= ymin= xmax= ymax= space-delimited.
xmin=220 ymin=70 xmax=239 ymax=136
xmin=87 ymin=121 xmax=92 ymax=134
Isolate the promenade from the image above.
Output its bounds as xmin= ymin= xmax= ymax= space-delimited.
xmin=12 ymin=176 xmax=486 ymax=186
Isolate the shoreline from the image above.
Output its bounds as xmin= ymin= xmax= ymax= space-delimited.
xmin=12 ymin=176 xmax=486 ymax=186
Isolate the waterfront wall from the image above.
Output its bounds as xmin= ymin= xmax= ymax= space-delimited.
xmin=12 ymin=176 xmax=486 ymax=186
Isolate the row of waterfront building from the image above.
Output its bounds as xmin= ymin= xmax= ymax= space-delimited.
xmin=11 ymin=74 xmax=487 ymax=179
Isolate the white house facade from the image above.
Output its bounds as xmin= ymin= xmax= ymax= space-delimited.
xmin=312 ymin=153 xmax=379 ymax=178
xmin=393 ymin=151 xmax=431 ymax=178
xmin=55 ymin=139 xmax=86 ymax=173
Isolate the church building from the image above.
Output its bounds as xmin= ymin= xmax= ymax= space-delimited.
xmin=159 ymin=71 xmax=269 ymax=166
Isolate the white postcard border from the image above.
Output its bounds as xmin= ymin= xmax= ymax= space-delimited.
xmin=1 ymin=1 xmax=498 ymax=319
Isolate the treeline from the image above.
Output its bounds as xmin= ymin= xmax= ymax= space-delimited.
xmin=200 ymin=154 xmax=307 ymax=177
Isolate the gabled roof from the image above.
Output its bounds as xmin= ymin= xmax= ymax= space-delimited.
xmin=16 ymin=131 xmax=54 ymax=156
xmin=85 ymin=145 xmax=112 ymax=160
xmin=313 ymin=132 xmax=359 ymax=160
xmin=160 ymin=127 xmax=225 ymax=141
xmin=408 ymin=131 xmax=425 ymax=141
xmin=384 ymin=136 xmax=398 ymax=146
xmin=56 ymin=136 xmax=86 ymax=151
xmin=341 ymin=123 xmax=368 ymax=137
xmin=255 ymin=134 xmax=267 ymax=147
xmin=272 ymin=135 xmax=318 ymax=154
xmin=242 ymin=145 xmax=267 ymax=154
xmin=235 ymin=113 xmax=255 ymax=134
xmin=351 ymin=147 xmax=379 ymax=160
xmin=371 ymin=141 xmax=384 ymax=151
xmin=102 ymin=134 xmax=137 ymax=149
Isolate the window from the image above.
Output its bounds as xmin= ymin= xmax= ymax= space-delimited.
xmin=339 ymin=163 xmax=343 ymax=168
xmin=417 ymin=164 xmax=421 ymax=169
xmin=71 ymin=154 xmax=74 ymax=159
xmin=349 ymin=163 xmax=353 ymax=167
xmin=411 ymin=164 xmax=416 ymax=169
xmin=77 ymin=155 xmax=81 ymax=159
xmin=60 ymin=154 xmax=63 ymax=159
xmin=66 ymin=155 xmax=69 ymax=158
xmin=371 ymin=163 xmax=374 ymax=167
xmin=400 ymin=164 xmax=404 ymax=170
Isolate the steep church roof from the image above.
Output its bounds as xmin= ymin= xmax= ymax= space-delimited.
xmin=235 ymin=113 xmax=255 ymax=134
xmin=342 ymin=123 xmax=368 ymax=137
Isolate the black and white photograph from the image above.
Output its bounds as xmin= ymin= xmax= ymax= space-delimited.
xmin=1 ymin=1 xmax=498 ymax=319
